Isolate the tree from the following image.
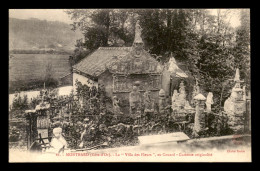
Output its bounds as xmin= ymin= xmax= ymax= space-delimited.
xmin=65 ymin=9 xmax=249 ymax=108
xmin=183 ymin=9 xmax=238 ymax=108
xmin=65 ymin=9 xmax=137 ymax=64
xmin=233 ymin=9 xmax=250 ymax=90
xmin=12 ymin=94 xmax=29 ymax=110
xmin=43 ymin=63 xmax=58 ymax=88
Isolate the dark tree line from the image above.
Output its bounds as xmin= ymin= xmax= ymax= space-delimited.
xmin=66 ymin=9 xmax=250 ymax=108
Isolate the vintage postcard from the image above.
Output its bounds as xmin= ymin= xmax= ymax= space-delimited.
xmin=9 ymin=9 xmax=251 ymax=162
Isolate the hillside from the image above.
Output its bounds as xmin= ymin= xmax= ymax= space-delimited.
xmin=9 ymin=18 xmax=83 ymax=52
xmin=9 ymin=54 xmax=72 ymax=93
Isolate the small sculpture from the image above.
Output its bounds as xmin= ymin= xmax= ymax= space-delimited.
xmin=171 ymin=90 xmax=179 ymax=110
xmin=49 ymin=128 xmax=68 ymax=154
xmin=205 ymin=92 xmax=214 ymax=113
xmin=143 ymin=90 xmax=154 ymax=113
xmin=224 ymin=68 xmax=246 ymax=132
xmin=113 ymin=96 xmax=123 ymax=114
xmin=132 ymin=20 xmax=144 ymax=57
xmin=177 ymin=81 xmax=186 ymax=107
xmin=224 ymin=68 xmax=245 ymax=115
xmin=159 ymin=89 xmax=166 ymax=113
xmin=129 ymin=86 xmax=141 ymax=114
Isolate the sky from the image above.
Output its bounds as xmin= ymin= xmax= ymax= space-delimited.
xmin=9 ymin=9 xmax=243 ymax=28
xmin=208 ymin=9 xmax=242 ymax=28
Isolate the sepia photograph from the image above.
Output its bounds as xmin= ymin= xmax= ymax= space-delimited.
xmin=8 ymin=9 xmax=251 ymax=162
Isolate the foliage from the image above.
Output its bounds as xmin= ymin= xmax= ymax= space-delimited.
xmin=232 ymin=9 xmax=250 ymax=90
xmin=10 ymin=82 xmax=238 ymax=150
xmin=12 ymin=93 xmax=29 ymax=111
xmin=9 ymin=54 xmax=71 ymax=93
xmin=65 ymin=9 xmax=136 ymax=64
xmin=9 ymin=126 xmax=22 ymax=142
xmin=66 ymin=9 xmax=250 ymax=107
xmin=196 ymin=112 xmax=234 ymax=138
xmin=43 ymin=63 xmax=59 ymax=88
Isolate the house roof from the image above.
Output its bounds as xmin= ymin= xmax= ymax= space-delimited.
xmin=73 ymin=47 xmax=132 ymax=77
xmin=59 ymin=72 xmax=72 ymax=79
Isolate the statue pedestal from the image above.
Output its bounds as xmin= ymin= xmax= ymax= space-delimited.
xmin=234 ymin=101 xmax=246 ymax=115
xmin=225 ymin=100 xmax=246 ymax=132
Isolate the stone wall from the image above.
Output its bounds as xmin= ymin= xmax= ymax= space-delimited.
xmin=98 ymin=70 xmax=114 ymax=98
xmin=99 ymin=70 xmax=160 ymax=114
xmin=59 ymin=73 xmax=73 ymax=86
xmin=72 ymin=72 xmax=98 ymax=93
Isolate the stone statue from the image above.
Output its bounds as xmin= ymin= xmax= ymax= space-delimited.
xmin=133 ymin=20 xmax=143 ymax=44
xmin=159 ymin=89 xmax=166 ymax=113
xmin=177 ymin=81 xmax=186 ymax=107
xmin=224 ymin=69 xmax=246 ymax=132
xmin=171 ymin=90 xmax=179 ymax=110
xmin=143 ymin=90 xmax=154 ymax=113
xmin=224 ymin=68 xmax=245 ymax=114
xmin=113 ymin=96 xmax=122 ymax=114
xmin=191 ymin=80 xmax=200 ymax=106
xmin=132 ymin=20 xmax=144 ymax=57
xmin=193 ymin=93 xmax=206 ymax=137
xmin=129 ymin=86 xmax=141 ymax=114
xmin=205 ymin=92 xmax=214 ymax=113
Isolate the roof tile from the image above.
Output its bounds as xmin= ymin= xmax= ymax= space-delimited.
xmin=73 ymin=47 xmax=132 ymax=76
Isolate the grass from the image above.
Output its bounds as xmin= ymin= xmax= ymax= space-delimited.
xmin=9 ymin=53 xmax=71 ymax=93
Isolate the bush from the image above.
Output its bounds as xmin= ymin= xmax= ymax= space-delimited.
xmin=12 ymin=94 xmax=29 ymax=110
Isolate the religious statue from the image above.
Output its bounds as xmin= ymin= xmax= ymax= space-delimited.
xmin=134 ymin=20 xmax=142 ymax=43
xmin=205 ymin=92 xmax=214 ymax=113
xmin=224 ymin=68 xmax=245 ymax=114
xmin=159 ymin=89 xmax=166 ymax=113
xmin=177 ymin=81 xmax=186 ymax=107
xmin=143 ymin=90 xmax=154 ymax=113
xmin=48 ymin=128 xmax=68 ymax=154
xmin=191 ymin=80 xmax=199 ymax=106
xmin=129 ymin=86 xmax=142 ymax=114
xmin=171 ymin=90 xmax=179 ymax=110
xmin=224 ymin=68 xmax=246 ymax=132
xmin=132 ymin=20 xmax=144 ymax=57
xmin=113 ymin=96 xmax=123 ymax=115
